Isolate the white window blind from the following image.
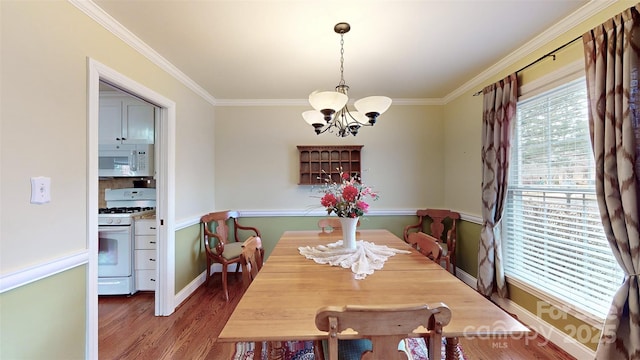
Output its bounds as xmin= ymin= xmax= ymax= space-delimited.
xmin=504 ymin=77 xmax=624 ymax=320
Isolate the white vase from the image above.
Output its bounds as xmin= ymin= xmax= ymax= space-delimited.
xmin=339 ymin=217 xmax=359 ymax=250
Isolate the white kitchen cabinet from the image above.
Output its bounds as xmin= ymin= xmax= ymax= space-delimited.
xmin=99 ymin=94 xmax=155 ymax=145
xmin=134 ymin=218 xmax=157 ymax=291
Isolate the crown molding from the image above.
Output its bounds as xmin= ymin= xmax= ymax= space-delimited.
xmin=442 ymin=0 xmax=615 ymax=103
xmin=213 ymin=99 xmax=308 ymax=107
xmin=73 ymin=0 xmax=613 ymax=107
xmin=213 ymin=98 xmax=444 ymax=107
xmin=391 ymin=98 xmax=445 ymax=106
xmin=69 ymin=0 xmax=217 ymax=106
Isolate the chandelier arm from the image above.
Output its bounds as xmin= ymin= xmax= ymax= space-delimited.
xmin=342 ymin=107 xmax=373 ymax=128
xmin=312 ymin=122 xmax=340 ymax=136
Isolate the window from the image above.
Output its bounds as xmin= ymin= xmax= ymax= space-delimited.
xmin=503 ymin=77 xmax=624 ymax=322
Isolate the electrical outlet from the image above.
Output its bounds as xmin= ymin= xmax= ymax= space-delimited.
xmin=30 ymin=176 xmax=51 ymax=204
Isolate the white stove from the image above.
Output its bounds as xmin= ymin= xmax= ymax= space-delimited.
xmin=98 ymin=188 xmax=156 ymax=295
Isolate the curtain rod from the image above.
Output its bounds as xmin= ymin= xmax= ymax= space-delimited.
xmin=472 ymin=35 xmax=583 ymax=96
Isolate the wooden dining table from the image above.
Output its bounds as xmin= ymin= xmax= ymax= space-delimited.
xmin=218 ymin=229 xmax=530 ymax=360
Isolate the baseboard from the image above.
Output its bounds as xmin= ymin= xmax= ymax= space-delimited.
xmin=173 ymin=263 xmax=224 ymax=308
xmin=454 ymin=267 xmax=477 ymax=288
xmin=174 ymin=271 xmax=206 ymax=308
xmin=454 ymin=268 xmax=596 ymax=359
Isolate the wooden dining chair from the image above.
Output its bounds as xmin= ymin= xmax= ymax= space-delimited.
xmin=200 ymin=210 xmax=261 ymax=301
xmin=239 ymin=235 xmax=264 ymax=288
xmin=407 ymin=232 xmax=443 ymax=263
xmin=315 ymin=303 xmax=452 ymax=360
xmin=318 ymin=218 xmax=360 ymax=233
xmin=403 ymin=209 xmax=460 ymax=275
xmin=236 ymin=235 xmax=266 ymax=358
xmin=238 ymin=242 xmax=313 ymax=360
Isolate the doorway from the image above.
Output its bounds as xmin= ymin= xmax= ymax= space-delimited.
xmin=87 ymin=58 xmax=176 ymax=358
xmin=98 ymin=80 xmax=158 ymax=296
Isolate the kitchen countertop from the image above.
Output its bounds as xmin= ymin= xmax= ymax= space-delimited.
xmin=133 ymin=212 xmax=156 ymax=220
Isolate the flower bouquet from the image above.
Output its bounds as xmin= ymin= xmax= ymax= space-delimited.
xmin=317 ymin=169 xmax=379 ymax=249
xmin=318 ymin=169 xmax=379 ymax=218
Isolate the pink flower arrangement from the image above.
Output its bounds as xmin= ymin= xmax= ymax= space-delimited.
xmin=318 ymin=169 xmax=379 ymax=218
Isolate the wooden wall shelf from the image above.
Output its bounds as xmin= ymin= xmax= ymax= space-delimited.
xmin=297 ymin=145 xmax=363 ymax=185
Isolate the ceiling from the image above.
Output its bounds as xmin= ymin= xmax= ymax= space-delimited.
xmin=93 ymin=0 xmax=592 ymax=103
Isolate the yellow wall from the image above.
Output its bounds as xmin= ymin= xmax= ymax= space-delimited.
xmin=1 ymin=1 xmax=215 ymax=358
xmin=214 ymin=104 xmax=446 ymax=210
xmin=1 ymin=1 xmax=215 ymax=272
xmin=442 ymin=94 xmax=485 ymax=216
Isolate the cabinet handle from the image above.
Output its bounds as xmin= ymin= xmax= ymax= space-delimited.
xmin=116 ymin=138 xmax=121 ymax=140
xmin=150 ymin=279 xmax=156 ymax=282
xmin=149 ymin=258 xmax=156 ymax=262
xmin=150 ymin=227 xmax=156 ymax=230
xmin=122 ymin=137 xmax=126 ymax=140
xmin=150 ymin=241 xmax=156 ymax=244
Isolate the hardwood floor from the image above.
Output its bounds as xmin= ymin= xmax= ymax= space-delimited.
xmin=99 ymin=273 xmax=576 ymax=360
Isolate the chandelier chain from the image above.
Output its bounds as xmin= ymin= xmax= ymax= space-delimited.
xmin=339 ymin=33 xmax=345 ymax=87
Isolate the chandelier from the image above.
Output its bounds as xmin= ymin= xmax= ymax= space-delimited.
xmin=302 ymin=22 xmax=392 ymax=137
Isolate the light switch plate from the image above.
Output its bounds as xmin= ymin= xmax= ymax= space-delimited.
xmin=30 ymin=176 xmax=51 ymax=204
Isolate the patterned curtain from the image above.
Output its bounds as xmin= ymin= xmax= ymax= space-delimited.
xmin=477 ymin=73 xmax=517 ymax=298
xmin=582 ymin=5 xmax=640 ymax=359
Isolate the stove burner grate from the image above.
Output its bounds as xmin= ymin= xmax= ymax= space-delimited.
xmin=99 ymin=207 xmax=155 ymax=214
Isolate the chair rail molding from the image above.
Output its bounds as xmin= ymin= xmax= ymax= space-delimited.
xmin=0 ymin=250 xmax=88 ymax=293
xmin=176 ymin=209 xmax=482 ymax=231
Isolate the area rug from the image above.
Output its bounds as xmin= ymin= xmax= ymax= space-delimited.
xmin=233 ymin=341 xmax=314 ymax=360
xmin=402 ymin=338 xmax=467 ymax=360
xmin=233 ymin=338 xmax=466 ymax=360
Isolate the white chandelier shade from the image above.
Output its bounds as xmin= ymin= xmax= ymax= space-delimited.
xmin=302 ymin=110 xmax=325 ymax=126
xmin=354 ymin=96 xmax=393 ymax=124
xmin=308 ymin=91 xmax=348 ymax=120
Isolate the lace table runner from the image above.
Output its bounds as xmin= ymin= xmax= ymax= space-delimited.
xmin=298 ymin=240 xmax=411 ymax=279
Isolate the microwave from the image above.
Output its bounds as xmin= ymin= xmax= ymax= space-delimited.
xmin=99 ymin=144 xmax=154 ymax=177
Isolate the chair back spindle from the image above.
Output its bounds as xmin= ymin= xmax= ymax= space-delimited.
xmin=315 ymin=303 xmax=451 ymax=360
xmin=240 ymin=235 xmax=264 ymax=286
xmin=407 ymin=232 xmax=443 ymax=262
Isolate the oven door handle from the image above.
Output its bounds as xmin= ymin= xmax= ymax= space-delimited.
xmin=98 ymin=227 xmax=130 ymax=233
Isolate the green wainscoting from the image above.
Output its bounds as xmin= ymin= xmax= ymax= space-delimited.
xmin=175 ymin=223 xmax=207 ymax=293
xmin=232 ymin=215 xmax=418 ymax=259
xmin=455 ymin=220 xmax=481 ymax=277
xmin=0 ymin=266 xmax=86 ymax=360
xmin=508 ymin=283 xmax=601 ymax=351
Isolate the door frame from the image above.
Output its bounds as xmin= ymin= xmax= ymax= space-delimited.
xmin=87 ymin=58 xmax=176 ymax=358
